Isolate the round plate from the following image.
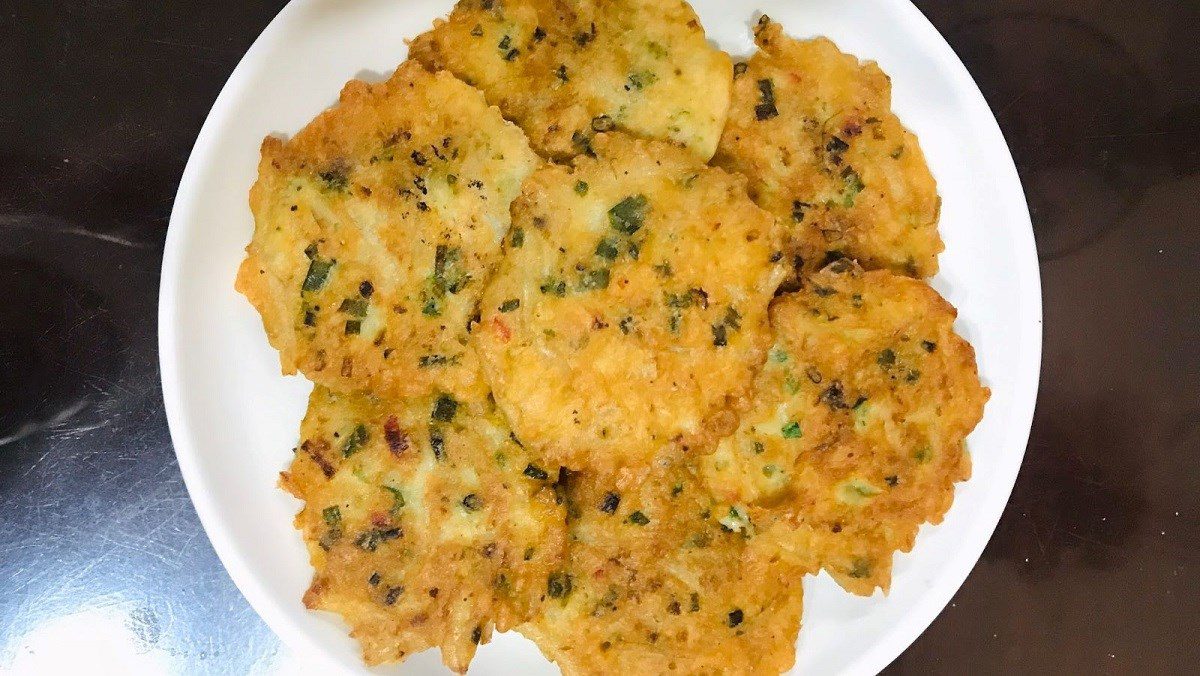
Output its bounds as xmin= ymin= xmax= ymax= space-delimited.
xmin=159 ymin=0 xmax=1041 ymax=673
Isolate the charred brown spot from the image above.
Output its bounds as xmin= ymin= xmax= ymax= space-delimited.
xmin=383 ymin=416 xmax=409 ymax=455
xmin=300 ymin=439 xmax=335 ymax=478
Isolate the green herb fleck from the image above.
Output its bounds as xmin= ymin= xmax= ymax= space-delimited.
xmin=628 ymin=510 xmax=650 ymax=525
xmin=342 ymin=424 xmax=368 ymax=457
xmin=523 ymin=464 xmax=550 ymax=481
xmin=591 ymin=114 xmax=615 ymax=132
xmin=825 ymin=135 xmax=850 ymax=163
xmin=430 ymin=426 xmax=446 ymax=461
xmin=727 ymin=608 xmax=744 ymax=627
xmin=711 ymin=323 xmax=728 ymax=347
xmin=755 ymin=78 xmax=778 ymax=120
xmin=849 ymin=558 xmax=871 ymax=579
xmin=509 ymin=227 xmax=525 ymax=248
xmin=594 ymin=238 xmax=619 ymax=261
xmin=499 ymin=298 xmax=520 ymax=313
xmin=608 ymin=194 xmax=649 ymax=235
xmin=781 ymin=421 xmax=802 ymax=439
xmin=600 ymin=491 xmax=620 ymax=513
xmin=461 ymin=493 xmax=483 ymax=511
xmin=547 ymin=572 xmax=572 ymax=599
xmin=791 ymin=200 xmax=810 ymax=223
xmin=577 ymin=268 xmax=610 ymax=291
xmin=841 ymin=168 xmax=865 ymax=207
xmin=302 ymin=257 xmax=334 ymax=292
xmin=539 ymin=278 xmax=567 ymax=296
xmin=382 ymin=486 xmax=405 ymax=513
xmin=418 ymin=354 xmax=460 ymax=368
xmin=339 ymin=297 xmax=368 ymax=317
xmin=625 ymin=70 xmax=657 ymax=91
xmin=322 ymin=506 xmax=342 ymax=527
xmin=723 ymin=306 xmax=741 ymax=330
xmin=838 ymin=479 xmax=881 ymax=505
xmin=433 ymin=245 xmax=469 ymax=294
xmin=432 ymin=395 xmax=458 ymax=423
xmin=574 ymin=180 xmax=589 ymax=196
xmin=318 ymin=168 xmax=348 ymax=192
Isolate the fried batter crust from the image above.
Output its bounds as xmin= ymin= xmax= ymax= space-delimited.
xmin=519 ymin=463 xmax=804 ymax=675
xmin=409 ymin=0 xmax=732 ymax=161
xmin=715 ymin=18 xmax=943 ymax=278
xmin=703 ymin=262 xmax=988 ymax=594
xmin=474 ymin=133 xmax=786 ymax=474
xmin=236 ymin=61 xmax=538 ymax=401
xmin=282 ymin=383 xmax=566 ymax=671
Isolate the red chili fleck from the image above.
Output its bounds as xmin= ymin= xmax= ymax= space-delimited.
xmin=492 ymin=316 xmax=512 ymax=342
xmin=384 ymin=416 xmax=408 ymax=456
xmin=371 ymin=511 xmax=391 ymax=527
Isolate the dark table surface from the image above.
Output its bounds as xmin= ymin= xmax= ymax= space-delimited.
xmin=2 ymin=0 xmax=1197 ymax=673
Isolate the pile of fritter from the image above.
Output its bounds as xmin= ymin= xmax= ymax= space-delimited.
xmin=237 ymin=3 xmax=988 ymax=673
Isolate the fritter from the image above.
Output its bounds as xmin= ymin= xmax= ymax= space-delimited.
xmin=519 ymin=464 xmax=804 ymax=675
xmin=473 ymin=133 xmax=786 ymax=474
xmin=714 ymin=17 xmax=943 ymax=278
xmin=702 ymin=261 xmax=988 ymax=594
xmin=281 ymin=383 xmax=567 ymax=671
xmin=236 ymin=61 xmax=539 ymax=401
xmin=408 ymin=0 xmax=732 ymax=161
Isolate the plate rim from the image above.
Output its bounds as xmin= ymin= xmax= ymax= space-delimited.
xmin=158 ymin=0 xmax=1043 ymax=673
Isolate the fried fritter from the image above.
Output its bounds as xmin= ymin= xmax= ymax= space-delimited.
xmin=519 ymin=464 xmax=804 ymax=675
xmin=281 ymin=383 xmax=567 ymax=671
xmin=714 ymin=18 xmax=943 ymax=278
xmin=236 ymin=61 xmax=539 ymax=401
xmin=408 ymin=0 xmax=732 ymax=161
xmin=702 ymin=262 xmax=988 ymax=594
xmin=473 ymin=133 xmax=786 ymax=474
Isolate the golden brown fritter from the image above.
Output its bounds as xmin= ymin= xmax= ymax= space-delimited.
xmin=281 ymin=383 xmax=567 ymax=671
xmin=408 ymin=0 xmax=732 ymax=161
xmin=236 ymin=61 xmax=539 ymax=401
xmin=473 ymin=133 xmax=786 ymax=474
xmin=518 ymin=463 xmax=804 ymax=675
xmin=714 ymin=18 xmax=943 ymax=278
xmin=702 ymin=262 xmax=988 ymax=594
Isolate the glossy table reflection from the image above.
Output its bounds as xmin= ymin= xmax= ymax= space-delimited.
xmin=1 ymin=1 xmax=1197 ymax=673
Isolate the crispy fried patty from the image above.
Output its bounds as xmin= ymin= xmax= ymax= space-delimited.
xmin=702 ymin=262 xmax=988 ymax=594
xmin=409 ymin=0 xmax=732 ymax=161
xmin=473 ymin=133 xmax=786 ymax=474
xmin=236 ymin=61 xmax=538 ymax=401
xmin=282 ymin=384 xmax=566 ymax=671
xmin=518 ymin=463 xmax=804 ymax=675
xmin=715 ymin=18 xmax=943 ymax=278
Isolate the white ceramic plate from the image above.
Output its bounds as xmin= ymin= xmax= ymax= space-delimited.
xmin=160 ymin=0 xmax=1041 ymax=673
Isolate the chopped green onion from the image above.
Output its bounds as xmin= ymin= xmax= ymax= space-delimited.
xmin=342 ymin=424 xmax=368 ymax=456
xmin=608 ymin=194 xmax=648 ymax=235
